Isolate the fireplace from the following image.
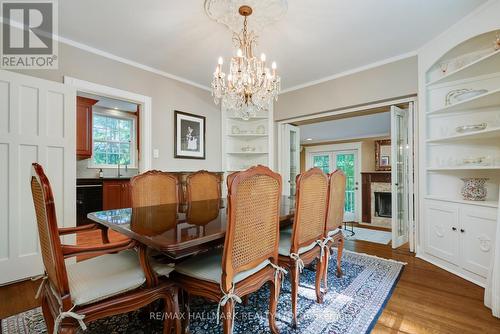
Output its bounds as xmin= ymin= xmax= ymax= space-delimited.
xmin=374 ymin=192 xmax=392 ymax=218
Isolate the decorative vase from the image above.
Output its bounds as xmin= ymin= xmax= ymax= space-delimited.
xmin=460 ymin=178 xmax=488 ymax=201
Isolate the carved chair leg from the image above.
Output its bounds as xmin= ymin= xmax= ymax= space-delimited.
xmin=222 ymin=300 xmax=235 ymax=334
xmin=171 ymin=289 xmax=182 ymax=334
xmin=182 ymin=291 xmax=191 ymax=334
xmin=315 ymin=257 xmax=324 ymax=304
xmin=41 ymin=294 xmax=54 ymax=334
xmin=268 ymin=279 xmax=280 ymax=334
xmin=290 ymin=264 xmax=299 ymax=328
xmin=323 ymin=250 xmax=330 ymax=293
xmin=336 ymin=235 xmax=344 ymax=278
xmin=163 ymin=296 xmax=174 ymax=334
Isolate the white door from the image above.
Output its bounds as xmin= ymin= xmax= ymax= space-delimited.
xmin=391 ymin=105 xmax=412 ymax=248
xmin=0 ymin=70 xmax=76 ymax=284
xmin=281 ymin=124 xmax=300 ymax=196
xmin=310 ymin=150 xmax=360 ymax=222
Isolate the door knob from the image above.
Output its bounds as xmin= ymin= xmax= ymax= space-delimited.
xmin=452 ymin=227 xmax=457 ymax=231
xmin=460 ymin=229 xmax=465 ymax=233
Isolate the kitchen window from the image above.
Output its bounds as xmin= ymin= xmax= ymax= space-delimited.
xmin=90 ymin=112 xmax=137 ymax=168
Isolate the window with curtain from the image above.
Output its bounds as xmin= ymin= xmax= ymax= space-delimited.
xmin=92 ymin=113 xmax=136 ymax=167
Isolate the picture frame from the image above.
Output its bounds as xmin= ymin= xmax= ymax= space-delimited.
xmin=174 ymin=110 xmax=206 ymax=159
xmin=375 ymin=139 xmax=391 ymax=171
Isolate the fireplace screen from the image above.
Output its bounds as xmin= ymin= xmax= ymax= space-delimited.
xmin=374 ymin=192 xmax=392 ymax=218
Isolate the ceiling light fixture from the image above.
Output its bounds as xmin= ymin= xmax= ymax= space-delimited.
xmin=211 ymin=5 xmax=281 ymax=120
xmin=306 ymin=138 xmax=313 ymax=141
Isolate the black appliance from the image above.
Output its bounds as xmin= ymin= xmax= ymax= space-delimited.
xmin=76 ymin=179 xmax=103 ymax=226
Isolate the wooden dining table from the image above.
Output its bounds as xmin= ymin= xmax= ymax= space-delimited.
xmin=87 ymin=196 xmax=296 ymax=260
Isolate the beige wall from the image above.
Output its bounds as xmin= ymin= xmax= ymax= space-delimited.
xmin=275 ymin=56 xmax=418 ymax=121
xmin=12 ymin=43 xmax=221 ymax=172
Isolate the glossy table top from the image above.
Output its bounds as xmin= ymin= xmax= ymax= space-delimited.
xmin=88 ymin=196 xmax=295 ymax=259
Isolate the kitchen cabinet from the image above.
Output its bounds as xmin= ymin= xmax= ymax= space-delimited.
xmin=103 ymin=180 xmax=131 ymax=210
xmin=76 ymin=96 xmax=98 ymax=159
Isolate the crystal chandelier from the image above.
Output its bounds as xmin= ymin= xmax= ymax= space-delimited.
xmin=211 ymin=5 xmax=281 ymax=120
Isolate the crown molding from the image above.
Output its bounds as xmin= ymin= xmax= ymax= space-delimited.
xmin=280 ymin=51 xmax=418 ymax=94
xmin=58 ymin=36 xmax=212 ymax=92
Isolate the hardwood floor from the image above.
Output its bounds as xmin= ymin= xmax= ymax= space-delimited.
xmin=1 ymin=231 xmax=499 ymax=333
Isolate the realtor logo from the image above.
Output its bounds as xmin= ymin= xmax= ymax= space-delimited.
xmin=1 ymin=0 xmax=58 ymax=69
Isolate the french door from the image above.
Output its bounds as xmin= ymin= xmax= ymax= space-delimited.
xmin=280 ymin=124 xmax=301 ymax=196
xmin=391 ymin=104 xmax=414 ymax=249
xmin=311 ymin=150 xmax=360 ymax=222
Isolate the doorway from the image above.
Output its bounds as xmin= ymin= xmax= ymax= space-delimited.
xmin=309 ymin=149 xmax=360 ymax=222
xmin=278 ymin=98 xmax=417 ymax=251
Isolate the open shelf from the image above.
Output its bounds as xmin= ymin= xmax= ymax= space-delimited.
xmin=427 ymin=88 xmax=500 ymax=115
xmin=424 ymin=195 xmax=498 ymax=208
xmin=227 ymin=134 xmax=267 ymax=137
xmin=427 ymin=166 xmax=500 ymax=171
xmin=227 ymin=116 xmax=268 ymax=120
xmin=427 ymin=126 xmax=500 ymax=143
xmin=227 ymin=152 xmax=268 ymax=155
xmin=427 ymin=50 xmax=500 ymax=86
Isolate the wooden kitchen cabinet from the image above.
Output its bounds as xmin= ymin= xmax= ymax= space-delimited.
xmin=103 ymin=180 xmax=131 ymax=210
xmin=76 ymin=96 xmax=98 ymax=159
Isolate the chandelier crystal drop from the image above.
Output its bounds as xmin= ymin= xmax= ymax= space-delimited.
xmin=211 ymin=5 xmax=281 ymax=120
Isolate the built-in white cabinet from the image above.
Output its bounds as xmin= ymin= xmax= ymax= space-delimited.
xmin=424 ymin=201 xmax=460 ymax=266
xmin=424 ymin=198 xmax=497 ymax=284
xmin=419 ymin=30 xmax=500 ymax=287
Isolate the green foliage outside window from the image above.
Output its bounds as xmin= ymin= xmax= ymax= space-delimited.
xmin=93 ymin=114 xmax=133 ymax=166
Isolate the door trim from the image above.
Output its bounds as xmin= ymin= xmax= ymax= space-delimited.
xmin=64 ymin=76 xmax=152 ymax=171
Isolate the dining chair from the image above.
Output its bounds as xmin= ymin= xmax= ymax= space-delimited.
xmin=173 ymin=165 xmax=285 ymax=334
xmin=278 ymin=167 xmax=329 ymax=328
xmin=185 ymin=170 xmax=221 ymax=202
xmin=322 ymin=170 xmax=346 ymax=291
xmin=130 ymin=170 xmax=179 ymax=207
xmin=30 ymin=163 xmax=181 ymax=334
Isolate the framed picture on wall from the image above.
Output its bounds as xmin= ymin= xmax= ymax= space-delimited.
xmin=174 ymin=110 xmax=206 ymax=159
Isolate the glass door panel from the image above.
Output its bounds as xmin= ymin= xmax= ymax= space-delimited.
xmin=335 ymin=153 xmax=356 ymax=218
xmin=312 ymin=154 xmax=331 ymax=174
xmin=391 ymin=105 xmax=409 ymax=248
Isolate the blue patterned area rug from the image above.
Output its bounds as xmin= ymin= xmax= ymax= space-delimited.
xmin=1 ymin=250 xmax=404 ymax=334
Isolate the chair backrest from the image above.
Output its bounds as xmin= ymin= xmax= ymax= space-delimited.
xmin=30 ymin=163 xmax=70 ymax=298
xmin=221 ymin=165 xmax=282 ymax=291
xmin=326 ymin=170 xmax=346 ymax=233
xmin=186 ymin=170 xmax=221 ymax=202
xmin=290 ymin=168 xmax=328 ymax=253
xmin=130 ymin=170 xmax=179 ymax=207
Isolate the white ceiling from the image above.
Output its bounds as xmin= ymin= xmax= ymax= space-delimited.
xmin=59 ymin=0 xmax=486 ymax=91
xmin=78 ymin=92 xmax=138 ymax=112
xmin=299 ymin=112 xmax=391 ymax=144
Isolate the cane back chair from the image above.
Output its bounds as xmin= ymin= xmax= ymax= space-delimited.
xmin=130 ymin=170 xmax=179 ymax=207
xmin=173 ymin=165 xmax=285 ymax=334
xmin=30 ymin=163 xmax=180 ymax=334
xmin=322 ymin=169 xmax=347 ymax=290
xmin=186 ymin=170 xmax=221 ymax=202
xmin=278 ymin=167 xmax=329 ymax=327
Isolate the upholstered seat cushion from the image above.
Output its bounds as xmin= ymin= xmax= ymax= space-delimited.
xmin=278 ymin=231 xmax=318 ymax=256
xmin=174 ymin=248 xmax=270 ymax=284
xmin=327 ymin=228 xmax=341 ymax=237
xmin=67 ymin=250 xmax=146 ymax=306
xmin=150 ymin=258 xmax=175 ymax=277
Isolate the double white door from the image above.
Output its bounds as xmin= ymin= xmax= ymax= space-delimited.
xmin=0 ymin=70 xmax=76 ymax=284
xmin=310 ymin=150 xmax=360 ymax=222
